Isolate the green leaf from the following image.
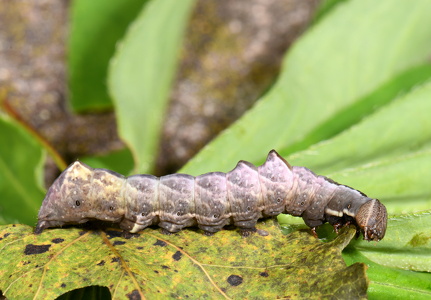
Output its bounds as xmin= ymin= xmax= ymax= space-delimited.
xmin=287 ymin=80 xmax=431 ymax=214
xmin=69 ymin=0 xmax=147 ymax=111
xmin=80 ymin=148 xmax=134 ymax=176
xmin=181 ymin=0 xmax=431 ymax=176
xmin=0 ymin=224 xmax=366 ymax=299
xmin=349 ymin=211 xmax=431 ymax=273
xmin=109 ymin=0 xmax=196 ymax=174
xmin=312 ymin=0 xmax=349 ymax=25
xmin=0 ymin=115 xmax=45 ymax=226
xmin=343 ymin=247 xmax=431 ymax=299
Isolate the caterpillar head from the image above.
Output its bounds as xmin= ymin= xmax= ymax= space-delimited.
xmin=355 ymin=199 xmax=387 ymax=241
xmin=35 ymin=161 xmax=125 ymax=234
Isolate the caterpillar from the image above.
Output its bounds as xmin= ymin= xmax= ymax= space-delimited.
xmin=35 ymin=150 xmax=387 ymax=241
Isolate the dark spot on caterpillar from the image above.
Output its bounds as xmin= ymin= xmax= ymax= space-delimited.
xmin=51 ymin=238 xmax=64 ymax=244
xmin=35 ymin=150 xmax=387 ymax=241
xmin=97 ymin=260 xmax=105 ymax=266
xmin=153 ymin=239 xmax=167 ymax=247
xmin=259 ymin=271 xmax=269 ymax=277
xmin=61 ymin=283 xmax=66 ymax=288
xmin=162 ymin=265 xmax=169 ymax=269
xmin=111 ymin=257 xmax=120 ymax=263
xmin=227 ymin=274 xmax=243 ymax=286
xmin=113 ymin=241 xmax=126 ymax=246
xmin=172 ymin=251 xmax=182 ymax=261
xmin=126 ymin=289 xmax=141 ymax=300
xmin=24 ymin=244 xmax=51 ymax=255
xmin=154 ymin=270 xmax=159 ymax=274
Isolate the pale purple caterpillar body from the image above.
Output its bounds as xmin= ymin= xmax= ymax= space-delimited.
xmin=35 ymin=150 xmax=387 ymax=241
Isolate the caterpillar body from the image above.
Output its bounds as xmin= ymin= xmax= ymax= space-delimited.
xmin=35 ymin=150 xmax=387 ymax=241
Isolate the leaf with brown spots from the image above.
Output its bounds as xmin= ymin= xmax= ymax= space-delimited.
xmin=0 ymin=221 xmax=367 ymax=300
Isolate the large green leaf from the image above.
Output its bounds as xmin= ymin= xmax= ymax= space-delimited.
xmin=343 ymin=244 xmax=431 ymax=299
xmin=181 ymin=0 xmax=431 ymax=176
xmin=109 ymin=0 xmax=196 ymax=174
xmin=0 ymin=224 xmax=366 ymax=299
xmin=351 ymin=211 xmax=431 ymax=273
xmin=69 ymin=0 xmax=147 ymax=111
xmin=287 ymin=80 xmax=431 ymax=214
xmin=0 ymin=115 xmax=45 ymax=225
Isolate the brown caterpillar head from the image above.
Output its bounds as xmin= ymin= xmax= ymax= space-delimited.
xmin=35 ymin=161 xmax=125 ymax=234
xmin=355 ymin=199 xmax=387 ymax=241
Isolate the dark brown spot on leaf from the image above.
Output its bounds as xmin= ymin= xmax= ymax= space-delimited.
xmin=172 ymin=251 xmax=182 ymax=261
xmin=0 ymin=233 xmax=11 ymax=241
xmin=51 ymin=238 xmax=64 ymax=244
xmin=259 ymin=271 xmax=269 ymax=277
xmin=24 ymin=244 xmax=51 ymax=255
xmin=97 ymin=260 xmax=105 ymax=266
xmin=227 ymin=274 xmax=243 ymax=286
xmin=61 ymin=283 xmax=66 ymax=288
xmin=153 ymin=239 xmax=167 ymax=247
xmin=111 ymin=257 xmax=120 ymax=263
xmin=113 ymin=241 xmax=126 ymax=246
xmin=127 ymin=289 xmax=141 ymax=300
xmin=162 ymin=265 xmax=169 ymax=269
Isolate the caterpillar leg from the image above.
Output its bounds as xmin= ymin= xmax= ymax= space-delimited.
xmin=239 ymin=227 xmax=257 ymax=237
xmin=198 ymin=224 xmax=224 ymax=236
xmin=311 ymin=227 xmax=318 ymax=238
xmin=159 ymin=222 xmax=185 ymax=234
xmin=161 ymin=228 xmax=176 ymax=235
xmin=332 ymin=220 xmax=351 ymax=234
